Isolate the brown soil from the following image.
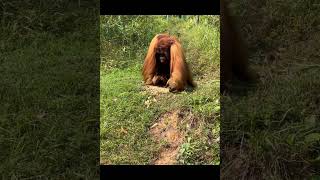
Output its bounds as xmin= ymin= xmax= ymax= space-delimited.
xmin=149 ymin=109 xmax=198 ymax=165
xmin=150 ymin=110 xmax=184 ymax=165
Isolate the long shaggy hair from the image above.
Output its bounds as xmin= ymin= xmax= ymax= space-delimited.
xmin=142 ymin=34 xmax=195 ymax=92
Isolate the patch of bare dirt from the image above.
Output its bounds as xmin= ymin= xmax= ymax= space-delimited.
xmin=144 ymin=85 xmax=169 ymax=95
xmin=150 ymin=109 xmax=198 ymax=165
xmin=142 ymin=85 xmax=170 ymax=108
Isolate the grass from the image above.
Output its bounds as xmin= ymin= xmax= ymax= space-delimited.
xmin=0 ymin=34 xmax=99 ymax=179
xmin=221 ymin=1 xmax=320 ymax=179
xmin=177 ymin=79 xmax=220 ymax=165
xmin=100 ymin=66 xmax=157 ymax=164
xmin=222 ymin=67 xmax=320 ymax=179
xmin=0 ymin=1 xmax=100 ymax=178
xmin=100 ymin=15 xmax=220 ymax=165
xmin=100 ymin=66 xmax=220 ymax=165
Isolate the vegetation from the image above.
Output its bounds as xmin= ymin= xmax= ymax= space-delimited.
xmin=222 ymin=1 xmax=320 ymax=179
xmin=1 ymin=1 xmax=99 ymax=179
xmin=100 ymin=15 xmax=220 ymax=165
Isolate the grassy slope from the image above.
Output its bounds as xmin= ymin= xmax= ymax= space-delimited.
xmin=100 ymin=65 xmax=220 ymax=165
xmin=100 ymin=16 xmax=220 ymax=165
xmin=100 ymin=66 xmax=156 ymax=164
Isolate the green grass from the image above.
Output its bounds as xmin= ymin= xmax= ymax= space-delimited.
xmin=1 ymin=0 xmax=99 ymax=178
xmin=177 ymin=80 xmax=220 ymax=165
xmin=100 ymin=66 xmax=220 ymax=165
xmin=0 ymin=34 xmax=99 ymax=178
xmin=100 ymin=66 xmax=158 ymax=164
xmin=222 ymin=1 xmax=320 ymax=178
xmin=222 ymin=68 xmax=320 ymax=178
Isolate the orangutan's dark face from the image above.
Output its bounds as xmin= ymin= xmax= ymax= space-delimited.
xmin=156 ymin=47 xmax=170 ymax=65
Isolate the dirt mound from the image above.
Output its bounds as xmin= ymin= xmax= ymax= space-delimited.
xmin=150 ymin=109 xmax=197 ymax=165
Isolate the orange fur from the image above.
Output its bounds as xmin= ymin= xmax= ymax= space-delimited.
xmin=142 ymin=34 xmax=195 ymax=92
xmin=142 ymin=35 xmax=159 ymax=85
